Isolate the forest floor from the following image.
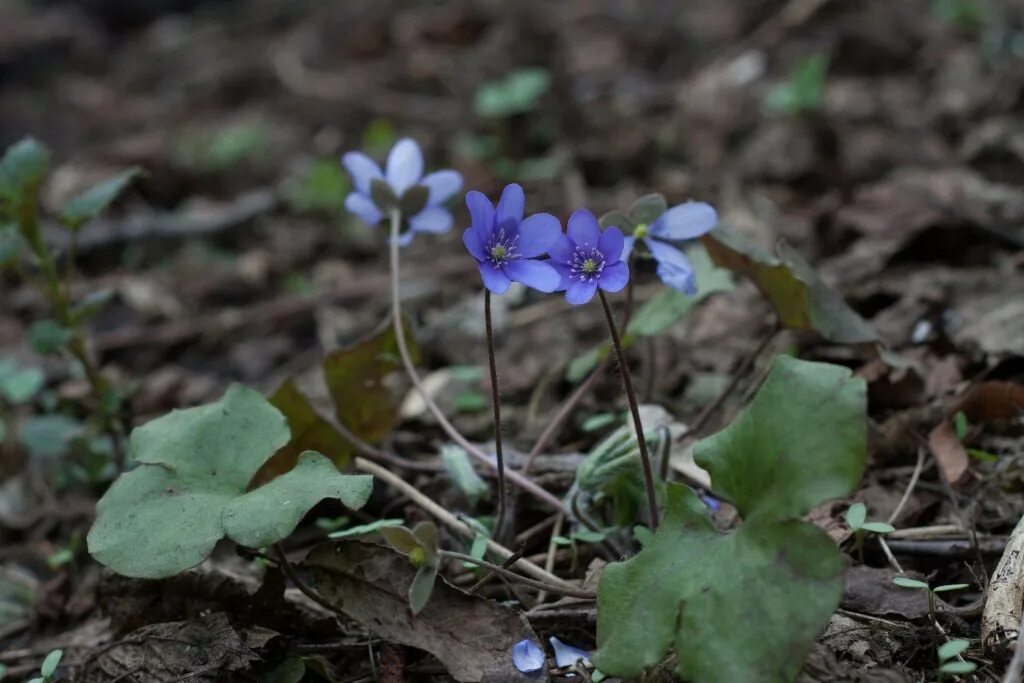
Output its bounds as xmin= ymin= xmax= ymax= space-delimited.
xmin=1 ymin=0 xmax=1023 ymax=680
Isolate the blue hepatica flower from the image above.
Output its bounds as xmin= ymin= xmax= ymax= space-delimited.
xmin=601 ymin=194 xmax=717 ymax=295
xmin=463 ymin=183 xmax=561 ymax=295
xmin=548 ymin=209 xmax=629 ymax=305
xmin=549 ymin=636 xmax=592 ymax=668
xmin=511 ymin=638 xmax=545 ymax=674
xmin=342 ymin=137 xmax=462 ymax=246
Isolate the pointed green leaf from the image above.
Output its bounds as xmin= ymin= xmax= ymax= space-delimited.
xmin=0 ymin=138 xmax=50 ymax=211
xmin=39 ymin=649 xmax=62 ymax=678
xmin=933 ymin=583 xmax=970 ymax=593
xmin=60 ymin=168 xmax=141 ymax=230
xmin=860 ymin=522 xmax=895 ymax=534
xmin=938 ymin=639 xmax=970 ymax=661
xmin=328 ymin=518 xmax=405 ymax=539
xmin=845 ymin=503 xmax=866 ymax=530
xmin=412 ymin=521 xmax=440 ymax=565
xmin=599 ymin=210 xmax=633 ymax=231
xmin=441 ymin=444 xmax=490 ymax=505
xmin=408 ymin=563 xmax=438 ymax=614
xmin=381 ymin=526 xmax=421 ymax=555
xmin=938 ymin=661 xmax=977 ymax=674
xmin=223 ymin=451 xmax=373 ymax=548
xmin=893 ymin=577 xmax=929 ymax=590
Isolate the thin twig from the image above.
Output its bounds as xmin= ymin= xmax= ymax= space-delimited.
xmin=467 ymin=548 xmax=523 ymax=594
xmin=274 ymin=544 xmax=345 ymax=616
xmin=439 ymin=551 xmax=595 ymax=600
xmin=386 ymin=210 xmax=570 ymax=517
xmin=355 ymin=456 xmax=571 ymax=587
xmin=537 ymin=513 xmax=564 ymax=603
xmin=676 ymin=324 xmax=779 ymax=442
xmin=888 ymin=447 xmax=925 ymax=525
xmin=598 ymin=290 xmax=659 ymax=528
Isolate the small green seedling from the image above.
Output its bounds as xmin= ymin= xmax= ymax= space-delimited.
xmin=892 ymin=577 xmax=970 ymax=622
xmin=937 ymin=639 xmax=977 ymax=679
xmin=27 ymin=648 xmax=62 ymax=683
xmin=381 ymin=522 xmax=441 ymax=615
xmin=844 ymin=502 xmax=895 ymax=562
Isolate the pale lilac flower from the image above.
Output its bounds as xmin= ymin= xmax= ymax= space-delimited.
xmin=547 ymin=209 xmax=629 ymax=305
xmin=512 ymin=639 xmax=545 ymax=674
xmin=342 ymin=138 xmax=462 ymax=246
xmin=463 ymin=183 xmax=561 ymax=295
xmin=549 ymin=636 xmax=591 ymax=668
xmin=602 ymin=194 xmax=717 ymax=295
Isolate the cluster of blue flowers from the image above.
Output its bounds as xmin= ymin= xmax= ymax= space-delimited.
xmin=343 ymin=136 xmax=717 ymax=301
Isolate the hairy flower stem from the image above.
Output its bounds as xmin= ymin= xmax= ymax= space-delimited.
xmin=598 ymin=290 xmax=660 ymax=529
xmin=385 ymin=210 xmax=572 ymax=518
xmin=483 ymin=290 xmax=508 ymax=540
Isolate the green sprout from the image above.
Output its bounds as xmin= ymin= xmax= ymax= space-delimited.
xmin=937 ymin=639 xmax=977 ymax=679
xmin=892 ymin=577 xmax=970 ymax=623
xmin=764 ymin=54 xmax=828 ymax=116
xmin=844 ymin=502 xmax=895 ymax=562
xmin=27 ymin=649 xmax=62 ymax=683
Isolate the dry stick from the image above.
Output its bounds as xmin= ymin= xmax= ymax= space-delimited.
xmin=439 ymin=551 xmax=595 ymax=600
xmin=598 ymin=290 xmax=660 ymax=529
xmin=676 ymin=324 xmax=779 ymax=442
xmin=888 ymin=447 xmax=926 ymax=525
xmin=355 ymin=456 xmax=572 ymax=588
xmin=467 ymin=548 xmax=523 ymax=594
xmin=484 ymin=289 xmax=508 ymax=540
xmin=1003 ymin=612 xmax=1024 ymax=683
xmin=274 ymin=543 xmax=345 ymax=616
xmin=386 ymin=210 xmax=569 ymax=517
xmin=536 ymin=513 xmax=565 ymax=604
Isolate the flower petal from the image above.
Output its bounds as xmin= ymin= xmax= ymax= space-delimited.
xmin=420 ymin=169 xmax=463 ymax=205
xmin=647 ymin=238 xmax=697 ymax=294
xmin=598 ymin=260 xmax=629 ymax=293
xmin=567 ymin=209 xmax=601 ymax=249
xmin=549 ymin=637 xmax=591 ymax=668
xmin=621 ymin=235 xmax=636 ymax=261
xmin=516 ymin=212 xmax=561 ymax=258
xmin=463 ymin=227 xmax=486 ymax=261
xmin=511 ymin=639 xmax=545 ymax=674
xmin=548 ymin=261 xmax=573 ymax=290
xmin=408 ymin=206 xmax=453 ymax=235
xmin=547 ymin=233 xmax=575 ymax=264
xmin=466 ymin=190 xmax=495 ymax=237
xmin=597 ymin=225 xmax=624 ymax=262
xmin=478 ymin=262 xmax=512 ymax=295
xmin=341 ymin=152 xmax=383 ymax=195
xmin=385 ymin=138 xmax=424 ymax=195
xmin=565 ymin=278 xmax=598 ymax=305
xmin=344 ymin=192 xmax=382 ymax=226
xmin=495 ymin=183 xmax=525 ymax=231
xmin=649 ymin=201 xmax=717 ymax=240
xmin=505 ymin=258 xmax=560 ymax=293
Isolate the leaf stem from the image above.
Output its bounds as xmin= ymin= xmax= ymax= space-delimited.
xmin=598 ymin=290 xmax=660 ymax=529
xmin=385 ymin=209 xmax=572 ymax=518
xmin=483 ymin=290 xmax=508 ymax=540
xmin=439 ymin=550 xmax=595 ymax=600
xmin=273 ymin=543 xmax=344 ymax=616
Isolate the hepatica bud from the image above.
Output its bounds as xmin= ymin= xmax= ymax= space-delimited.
xmin=409 ymin=546 xmax=426 ymax=567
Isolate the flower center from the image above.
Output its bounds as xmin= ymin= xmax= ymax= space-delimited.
xmin=633 ymin=222 xmax=649 ymax=239
xmin=569 ymin=246 xmax=606 ymax=282
xmin=486 ymin=228 xmax=519 ymax=266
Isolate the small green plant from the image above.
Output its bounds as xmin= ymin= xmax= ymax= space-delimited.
xmin=764 ymin=54 xmax=828 ymax=116
xmin=937 ymin=639 xmax=977 ymax=679
xmin=892 ymin=577 xmax=970 ymax=622
xmin=27 ymin=648 xmax=62 ymax=683
xmin=932 ymin=0 xmax=990 ymax=36
xmin=474 ymin=68 xmax=551 ymax=119
xmin=844 ymin=502 xmax=895 ymax=561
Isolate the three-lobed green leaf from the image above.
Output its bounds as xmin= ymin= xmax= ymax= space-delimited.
xmin=594 ymin=356 xmax=867 ymax=682
xmin=87 ymin=384 xmax=372 ymax=578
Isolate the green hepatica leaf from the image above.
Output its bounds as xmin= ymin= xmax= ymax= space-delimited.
xmin=695 ymin=355 xmax=866 ymax=520
xmin=223 ymin=451 xmax=372 ymax=548
xmin=88 ymin=385 xmax=371 ymax=579
xmin=702 ymin=229 xmax=878 ymax=344
xmin=595 ymin=356 xmax=866 ymax=682
xmin=60 ymin=168 xmax=141 ymax=230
